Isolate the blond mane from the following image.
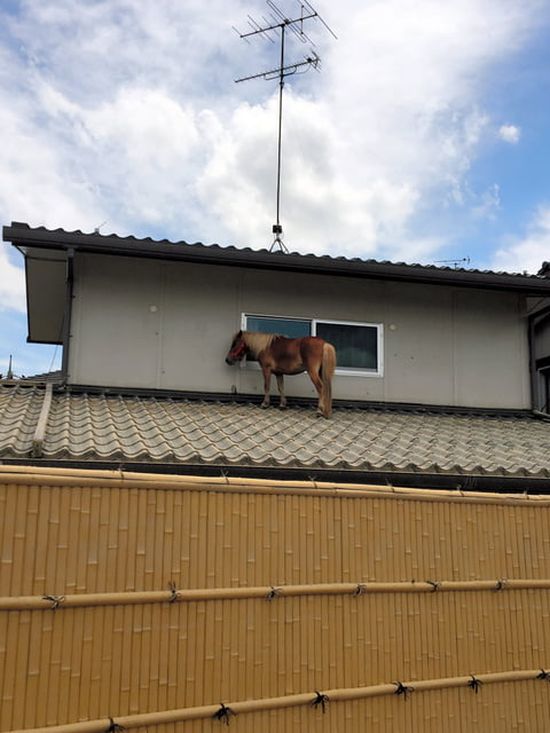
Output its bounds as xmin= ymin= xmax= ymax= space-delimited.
xmin=241 ymin=331 xmax=279 ymax=358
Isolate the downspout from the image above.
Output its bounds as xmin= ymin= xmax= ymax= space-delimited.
xmin=61 ymin=248 xmax=74 ymax=384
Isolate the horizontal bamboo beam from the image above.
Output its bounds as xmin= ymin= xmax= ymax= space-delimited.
xmin=6 ymin=668 xmax=549 ymax=733
xmin=0 ymin=465 xmax=549 ymax=505
xmin=2 ymin=578 xmax=549 ymax=611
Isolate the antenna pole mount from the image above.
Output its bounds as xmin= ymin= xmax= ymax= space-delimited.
xmin=234 ymin=2 xmax=336 ymax=253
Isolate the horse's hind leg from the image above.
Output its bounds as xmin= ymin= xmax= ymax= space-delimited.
xmin=261 ymin=367 xmax=272 ymax=408
xmin=276 ymin=374 xmax=287 ymax=409
xmin=306 ymin=367 xmax=325 ymax=416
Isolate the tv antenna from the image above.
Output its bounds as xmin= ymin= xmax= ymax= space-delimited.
xmin=433 ymin=256 xmax=471 ymax=270
xmin=234 ymin=1 xmax=337 ymax=253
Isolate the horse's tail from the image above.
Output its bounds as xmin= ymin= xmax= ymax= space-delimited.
xmin=321 ymin=342 xmax=336 ymax=418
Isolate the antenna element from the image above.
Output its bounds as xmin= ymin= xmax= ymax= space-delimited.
xmin=234 ymin=1 xmax=336 ymax=252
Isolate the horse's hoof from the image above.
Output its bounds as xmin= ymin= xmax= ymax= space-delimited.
xmin=260 ymin=402 xmax=270 ymax=409
xmin=279 ymin=404 xmax=287 ymax=410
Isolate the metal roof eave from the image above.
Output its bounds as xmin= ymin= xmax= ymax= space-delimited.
xmin=4 ymin=222 xmax=550 ymax=294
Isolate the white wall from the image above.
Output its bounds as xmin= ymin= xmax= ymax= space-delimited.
xmin=68 ymin=254 xmax=531 ymax=408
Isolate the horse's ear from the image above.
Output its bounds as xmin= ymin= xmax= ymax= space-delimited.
xmin=237 ymin=329 xmax=243 ymax=337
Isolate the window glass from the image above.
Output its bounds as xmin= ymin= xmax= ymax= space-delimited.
xmin=245 ymin=315 xmax=311 ymax=338
xmin=316 ymin=322 xmax=379 ymax=370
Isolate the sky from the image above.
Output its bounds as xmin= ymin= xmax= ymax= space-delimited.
xmin=1 ymin=0 xmax=550 ymax=376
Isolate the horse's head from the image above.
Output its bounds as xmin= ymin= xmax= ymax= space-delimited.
xmin=225 ymin=330 xmax=248 ymax=365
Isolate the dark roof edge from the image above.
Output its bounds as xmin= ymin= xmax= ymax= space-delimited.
xmin=55 ymin=383 xmax=537 ymax=419
xmin=1 ymin=457 xmax=549 ymax=493
xmin=5 ymin=222 xmax=550 ymax=294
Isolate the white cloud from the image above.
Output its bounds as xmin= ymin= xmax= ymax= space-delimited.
xmin=493 ymin=205 xmax=550 ymax=273
xmin=0 ymin=248 xmax=25 ymax=312
xmin=499 ymin=124 xmax=521 ymax=143
xmin=472 ymin=183 xmax=501 ymax=219
xmin=0 ymin=0 xmax=545 ymax=299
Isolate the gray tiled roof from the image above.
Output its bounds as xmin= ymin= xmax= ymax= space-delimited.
xmin=1 ymin=383 xmax=550 ymax=480
xmin=5 ymin=222 xmax=550 ymax=293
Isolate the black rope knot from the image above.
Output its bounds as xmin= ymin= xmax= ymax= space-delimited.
xmin=213 ymin=703 xmax=236 ymax=726
xmin=168 ymin=581 xmax=181 ymax=603
xmin=426 ymin=580 xmax=440 ymax=592
xmin=106 ymin=717 xmax=125 ymax=733
xmin=494 ymin=579 xmax=507 ymax=591
xmin=311 ymin=691 xmax=329 ymax=713
xmin=536 ymin=669 xmax=550 ymax=682
xmin=43 ymin=594 xmax=65 ymax=610
xmin=393 ymin=681 xmax=414 ymax=699
xmin=353 ymin=583 xmax=367 ymax=596
xmin=467 ymin=675 xmax=483 ymax=694
xmin=266 ymin=586 xmax=281 ymax=601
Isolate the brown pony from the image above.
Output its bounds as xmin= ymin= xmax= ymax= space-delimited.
xmin=225 ymin=330 xmax=337 ymax=418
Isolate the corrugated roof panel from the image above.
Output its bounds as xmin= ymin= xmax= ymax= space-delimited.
xmin=1 ymin=385 xmax=549 ymax=482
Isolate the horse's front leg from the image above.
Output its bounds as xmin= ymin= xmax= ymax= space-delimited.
xmin=261 ymin=366 xmax=272 ymax=408
xmin=276 ymin=374 xmax=287 ymax=409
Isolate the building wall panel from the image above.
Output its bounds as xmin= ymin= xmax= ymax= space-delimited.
xmin=68 ymin=255 xmax=530 ymax=408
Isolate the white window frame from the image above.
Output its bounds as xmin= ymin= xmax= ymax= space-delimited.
xmin=240 ymin=313 xmax=384 ymax=378
xmin=313 ymin=318 xmax=384 ymax=378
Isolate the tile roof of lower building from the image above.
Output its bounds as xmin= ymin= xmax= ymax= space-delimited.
xmin=1 ymin=383 xmax=550 ymax=484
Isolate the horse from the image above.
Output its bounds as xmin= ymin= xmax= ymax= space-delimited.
xmin=225 ymin=330 xmax=337 ymax=418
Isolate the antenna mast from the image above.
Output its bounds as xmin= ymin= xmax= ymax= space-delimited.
xmin=234 ymin=1 xmax=336 ymax=252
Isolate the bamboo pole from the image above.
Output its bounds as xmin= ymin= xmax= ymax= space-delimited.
xmin=6 ymin=669 xmax=548 ymax=733
xmin=0 ymin=465 xmax=549 ymax=506
xmin=2 ymin=579 xmax=550 ymax=611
